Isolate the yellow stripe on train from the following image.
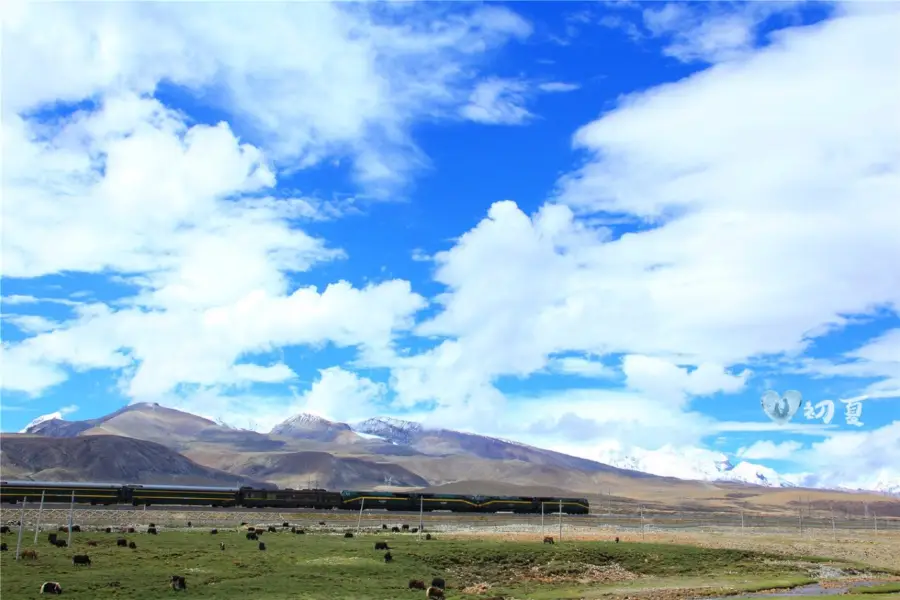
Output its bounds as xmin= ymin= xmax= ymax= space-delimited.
xmin=0 ymin=493 xmax=118 ymax=499
xmin=342 ymin=496 xmax=588 ymax=509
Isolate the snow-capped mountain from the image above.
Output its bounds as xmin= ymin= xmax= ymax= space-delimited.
xmin=20 ymin=411 xmax=95 ymax=437
xmin=352 ymin=417 xmax=424 ymax=446
xmin=593 ymin=444 xmax=796 ymax=488
xmin=19 ymin=411 xmax=67 ymax=433
xmin=16 ymin=404 xmax=897 ymax=495
xmin=270 ymin=413 xmax=353 ymax=442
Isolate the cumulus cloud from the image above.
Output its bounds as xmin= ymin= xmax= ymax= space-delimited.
xmin=737 ymin=440 xmax=803 ymax=460
xmin=141 ymin=368 xmax=385 ymax=433
xmin=1 ymin=2 xmax=532 ymax=193
xmin=373 ymin=5 xmax=900 ymax=473
xmin=2 ymin=1 xmax=898 ymax=492
xmin=288 ymin=367 xmax=387 ymax=425
xmin=787 ymin=422 xmax=900 ymax=490
xmin=0 ymin=2 xmax=525 ymax=401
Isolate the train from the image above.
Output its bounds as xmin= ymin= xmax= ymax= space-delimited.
xmin=0 ymin=480 xmax=590 ymax=515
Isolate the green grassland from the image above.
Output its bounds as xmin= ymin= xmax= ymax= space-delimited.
xmin=0 ymin=528 xmax=890 ymax=600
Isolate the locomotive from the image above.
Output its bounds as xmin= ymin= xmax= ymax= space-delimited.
xmin=0 ymin=480 xmax=590 ymax=514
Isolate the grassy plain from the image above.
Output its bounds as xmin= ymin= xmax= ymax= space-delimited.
xmin=2 ymin=526 xmax=898 ymax=600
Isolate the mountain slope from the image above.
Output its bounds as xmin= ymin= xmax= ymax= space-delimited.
xmin=15 ymin=405 xmax=898 ymax=497
xmin=208 ymin=450 xmax=430 ymax=489
xmin=0 ymin=434 xmax=271 ymax=487
xmin=23 ymin=403 xmax=283 ymax=451
xmin=351 ymin=417 xmax=652 ymax=476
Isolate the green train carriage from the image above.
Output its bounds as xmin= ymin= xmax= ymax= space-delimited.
xmin=340 ymin=490 xmax=416 ymax=511
xmin=536 ymin=496 xmax=590 ymax=515
xmin=0 ymin=480 xmax=122 ymax=505
xmin=474 ymin=494 xmax=539 ymax=513
xmin=241 ymin=487 xmax=342 ymax=510
xmin=126 ymin=484 xmax=240 ymax=507
xmin=416 ymin=493 xmax=481 ymax=512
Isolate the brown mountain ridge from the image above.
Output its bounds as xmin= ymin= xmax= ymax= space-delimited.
xmin=7 ymin=402 xmax=899 ymax=517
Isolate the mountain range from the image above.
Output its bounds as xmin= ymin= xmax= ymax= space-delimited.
xmin=5 ymin=402 xmax=898 ymax=516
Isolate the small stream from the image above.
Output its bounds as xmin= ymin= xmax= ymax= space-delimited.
xmin=698 ymin=579 xmax=896 ymax=600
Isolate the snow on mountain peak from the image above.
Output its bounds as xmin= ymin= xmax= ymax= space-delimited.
xmin=20 ymin=412 xmax=66 ymax=433
xmin=354 ymin=416 xmax=422 ymax=432
xmin=351 ymin=416 xmax=424 ymax=444
xmin=593 ymin=443 xmax=793 ymax=487
xmin=270 ymin=412 xmax=350 ymax=435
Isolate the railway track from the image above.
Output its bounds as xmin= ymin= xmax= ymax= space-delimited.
xmin=2 ymin=503 xmax=894 ymax=533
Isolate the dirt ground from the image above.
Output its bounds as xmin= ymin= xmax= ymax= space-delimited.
xmin=442 ymin=528 xmax=900 ymax=572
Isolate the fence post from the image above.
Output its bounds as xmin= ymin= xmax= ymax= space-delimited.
xmin=558 ymin=499 xmax=563 ymax=542
xmin=67 ymin=491 xmax=75 ymax=547
xmin=14 ymin=499 xmax=27 ymax=560
xmin=640 ymin=505 xmax=645 ymax=541
xmin=33 ymin=490 xmax=46 ymax=544
xmin=355 ymin=498 xmax=365 ymax=535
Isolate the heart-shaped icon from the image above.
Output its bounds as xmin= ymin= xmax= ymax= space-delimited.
xmin=760 ymin=390 xmax=802 ymax=425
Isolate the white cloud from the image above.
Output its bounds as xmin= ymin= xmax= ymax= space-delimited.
xmin=640 ymin=2 xmax=803 ymax=64
xmin=2 ymin=295 xmax=81 ymax=307
xmin=288 ymin=367 xmax=386 ymax=425
xmin=1 ymin=3 xmax=527 ymax=401
xmin=375 ymin=5 xmax=900 ymax=465
xmin=549 ymin=356 xmax=615 ymax=379
xmin=459 ymin=78 xmax=533 ymax=125
xmin=737 ymin=440 xmax=803 ymax=460
xmin=1 ymin=2 xmax=531 ymax=193
xmin=148 ymin=368 xmax=385 ymax=433
xmin=622 ymin=355 xmax=749 ymax=406
xmin=537 ymin=81 xmax=581 ymax=93
xmin=2 ymin=314 xmax=60 ymax=335
xmin=2 ymin=1 xmax=898 ymax=494
xmin=799 ymin=329 xmax=900 ymax=400
xmin=788 ymin=422 xmax=900 ymax=490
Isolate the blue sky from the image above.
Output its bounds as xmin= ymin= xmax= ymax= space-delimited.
xmin=1 ymin=0 xmax=898 ymax=491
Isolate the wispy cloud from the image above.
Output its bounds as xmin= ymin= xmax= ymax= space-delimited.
xmin=459 ymin=78 xmax=533 ymax=125
xmin=537 ymin=81 xmax=581 ymax=93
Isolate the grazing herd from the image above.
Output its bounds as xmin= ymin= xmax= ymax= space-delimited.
xmin=0 ymin=517 xmax=612 ymax=598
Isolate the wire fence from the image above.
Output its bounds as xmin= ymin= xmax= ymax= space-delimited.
xmin=2 ymin=504 xmax=896 ymax=541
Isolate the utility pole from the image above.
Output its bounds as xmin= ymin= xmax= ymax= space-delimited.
xmin=541 ymin=502 xmax=545 ymax=536
xmin=741 ymin=508 xmax=744 ymax=535
xmin=419 ymin=497 xmax=424 ymax=538
xmin=798 ymin=507 xmax=803 ymax=537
